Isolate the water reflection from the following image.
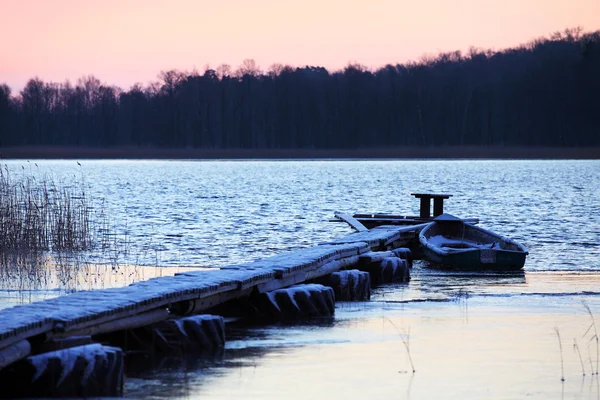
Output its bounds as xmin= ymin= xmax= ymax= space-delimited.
xmin=125 ymin=318 xmax=338 ymax=399
xmin=125 ymin=295 xmax=600 ymax=400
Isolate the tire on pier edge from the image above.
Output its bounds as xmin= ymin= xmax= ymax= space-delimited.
xmin=0 ymin=344 xmax=123 ymax=399
xmin=145 ymin=314 xmax=225 ymax=354
xmin=314 ymin=269 xmax=371 ymax=301
xmin=371 ymin=257 xmax=410 ymax=286
xmin=392 ymin=247 xmax=413 ymax=268
xmin=254 ymin=284 xmax=335 ymax=321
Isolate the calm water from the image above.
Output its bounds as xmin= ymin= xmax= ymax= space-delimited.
xmin=2 ymin=159 xmax=600 ymax=399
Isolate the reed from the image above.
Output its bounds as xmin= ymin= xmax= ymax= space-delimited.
xmin=0 ymin=163 xmax=169 ymax=297
xmin=0 ymin=163 xmax=116 ymax=289
xmin=0 ymin=165 xmax=94 ymax=253
xmin=385 ymin=317 xmax=415 ymax=373
xmin=573 ymin=338 xmax=586 ymax=376
xmin=582 ymin=301 xmax=598 ymax=375
xmin=555 ymin=327 xmax=565 ymax=382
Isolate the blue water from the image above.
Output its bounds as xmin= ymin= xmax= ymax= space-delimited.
xmin=3 ymin=159 xmax=598 ymax=271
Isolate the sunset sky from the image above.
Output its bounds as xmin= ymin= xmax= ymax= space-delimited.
xmin=1 ymin=0 xmax=599 ymax=91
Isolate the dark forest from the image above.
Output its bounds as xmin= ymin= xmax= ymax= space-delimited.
xmin=1 ymin=28 xmax=599 ymax=150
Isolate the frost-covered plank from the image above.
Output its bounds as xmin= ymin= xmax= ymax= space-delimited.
xmin=16 ymin=269 xmax=268 ymax=333
xmin=380 ymin=223 xmax=430 ymax=245
xmin=0 ymin=280 xmax=222 ymax=339
xmin=176 ymin=268 xmax=276 ymax=290
xmin=334 ymin=212 xmax=368 ymax=232
xmin=34 ymin=289 xmax=162 ymax=332
xmin=0 ymin=242 xmax=369 ymax=348
xmin=322 ymin=230 xmax=394 ymax=248
xmin=50 ymin=269 xmax=258 ymax=329
xmin=324 ymin=224 xmax=426 ymax=249
xmin=0 ymin=312 xmax=54 ymax=352
xmin=226 ymin=242 xmax=369 ymax=277
xmin=257 ymin=271 xmax=308 ymax=293
xmin=53 ymin=284 xmax=236 ymax=332
xmin=0 ymin=272 xmax=242 ymax=341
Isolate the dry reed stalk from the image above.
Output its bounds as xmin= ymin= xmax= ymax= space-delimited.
xmin=385 ymin=317 xmax=415 ymax=373
xmin=582 ymin=301 xmax=599 ymax=375
xmin=573 ymin=338 xmax=586 ymax=376
xmin=555 ymin=327 xmax=565 ymax=381
xmin=0 ymin=163 xmax=112 ymax=290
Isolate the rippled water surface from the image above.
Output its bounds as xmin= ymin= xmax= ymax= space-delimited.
xmin=4 ymin=159 xmax=598 ymax=271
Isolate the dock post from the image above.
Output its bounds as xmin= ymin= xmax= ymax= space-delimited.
xmin=433 ymin=197 xmax=444 ymax=216
xmin=411 ymin=193 xmax=452 ymax=218
xmin=419 ymin=197 xmax=431 ymax=218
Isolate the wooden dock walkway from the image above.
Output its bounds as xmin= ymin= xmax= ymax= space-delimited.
xmin=0 ymin=223 xmax=424 ymax=362
xmin=0 ymin=191 xmax=493 ymax=397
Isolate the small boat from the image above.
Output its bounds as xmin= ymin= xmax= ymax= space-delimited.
xmin=419 ymin=213 xmax=528 ymax=271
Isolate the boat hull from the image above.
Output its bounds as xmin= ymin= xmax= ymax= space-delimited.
xmin=419 ymin=215 xmax=528 ymax=271
xmin=421 ymin=245 xmax=527 ymax=271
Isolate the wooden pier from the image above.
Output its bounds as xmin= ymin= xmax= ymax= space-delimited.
xmin=0 ymin=234 xmax=402 ymax=351
xmin=0 ymin=190 xmax=492 ymax=397
xmin=0 ymin=211 xmax=430 ymax=397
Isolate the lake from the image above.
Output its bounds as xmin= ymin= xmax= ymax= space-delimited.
xmin=1 ymin=159 xmax=599 ymax=399
xmin=3 ymin=159 xmax=598 ymax=271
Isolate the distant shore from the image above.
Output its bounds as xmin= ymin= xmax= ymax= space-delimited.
xmin=1 ymin=146 xmax=599 ymax=160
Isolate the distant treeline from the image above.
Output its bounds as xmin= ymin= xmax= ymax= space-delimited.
xmin=1 ymin=28 xmax=599 ymax=149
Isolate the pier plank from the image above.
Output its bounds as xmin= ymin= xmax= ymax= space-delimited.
xmin=334 ymin=212 xmax=368 ymax=232
xmin=323 ymin=224 xmax=428 ymax=249
xmin=0 ymin=314 xmax=54 ymax=354
xmin=0 ymin=242 xmax=371 ymax=351
xmin=221 ymin=242 xmax=369 ymax=277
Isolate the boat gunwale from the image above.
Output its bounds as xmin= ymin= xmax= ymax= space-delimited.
xmin=419 ymin=219 xmax=529 ymax=257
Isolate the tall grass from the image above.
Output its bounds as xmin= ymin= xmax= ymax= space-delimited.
xmin=0 ymin=163 xmax=170 ymax=299
xmin=0 ymin=165 xmax=93 ymax=253
xmin=0 ymin=164 xmax=107 ymax=289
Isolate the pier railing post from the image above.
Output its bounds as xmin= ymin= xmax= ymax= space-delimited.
xmin=411 ymin=193 xmax=452 ymax=219
xmin=419 ymin=196 xmax=431 ymax=218
xmin=433 ymin=197 xmax=444 ymax=217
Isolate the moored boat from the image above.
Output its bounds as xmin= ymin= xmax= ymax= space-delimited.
xmin=419 ymin=214 xmax=528 ymax=271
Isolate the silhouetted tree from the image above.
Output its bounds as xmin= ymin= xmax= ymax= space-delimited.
xmin=0 ymin=84 xmax=12 ymax=146
xmin=1 ymin=28 xmax=599 ymax=150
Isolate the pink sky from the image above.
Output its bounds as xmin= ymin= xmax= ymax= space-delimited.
xmin=1 ymin=0 xmax=599 ymax=92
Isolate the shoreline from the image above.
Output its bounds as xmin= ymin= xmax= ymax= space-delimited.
xmin=1 ymin=146 xmax=599 ymax=160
